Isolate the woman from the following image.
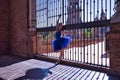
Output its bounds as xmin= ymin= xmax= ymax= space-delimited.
xmin=52 ymin=15 xmax=71 ymax=64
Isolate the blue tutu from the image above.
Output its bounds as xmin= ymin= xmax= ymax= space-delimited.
xmin=52 ymin=31 xmax=71 ymax=51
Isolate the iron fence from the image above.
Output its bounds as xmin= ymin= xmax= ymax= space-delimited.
xmin=36 ymin=0 xmax=114 ymax=69
xmin=36 ymin=0 xmax=114 ymax=28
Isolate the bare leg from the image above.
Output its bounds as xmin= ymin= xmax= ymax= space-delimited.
xmin=59 ymin=50 xmax=64 ymax=61
xmin=56 ymin=50 xmax=64 ymax=64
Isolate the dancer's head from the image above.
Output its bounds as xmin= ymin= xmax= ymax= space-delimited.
xmin=57 ymin=23 xmax=63 ymax=30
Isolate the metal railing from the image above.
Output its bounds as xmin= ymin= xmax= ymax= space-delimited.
xmin=36 ymin=0 xmax=114 ymax=27
xmin=36 ymin=0 xmax=114 ymax=70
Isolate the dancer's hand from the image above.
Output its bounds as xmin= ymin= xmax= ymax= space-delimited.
xmin=58 ymin=15 xmax=61 ymax=20
xmin=58 ymin=14 xmax=61 ymax=18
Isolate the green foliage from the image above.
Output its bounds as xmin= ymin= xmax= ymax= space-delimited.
xmin=41 ymin=32 xmax=55 ymax=41
xmin=85 ymin=28 xmax=93 ymax=38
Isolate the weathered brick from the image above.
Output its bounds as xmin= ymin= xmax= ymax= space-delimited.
xmin=0 ymin=0 xmax=10 ymax=54
xmin=107 ymin=22 xmax=120 ymax=75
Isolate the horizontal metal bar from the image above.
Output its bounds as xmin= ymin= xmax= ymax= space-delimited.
xmin=65 ymin=20 xmax=110 ymax=29
xmin=37 ymin=20 xmax=110 ymax=32
xmin=37 ymin=26 xmax=56 ymax=32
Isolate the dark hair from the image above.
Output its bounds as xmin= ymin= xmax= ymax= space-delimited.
xmin=58 ymin=23 xmax=62 ymax=25
xmin=58 ymin=23 xmax=64 ymax=30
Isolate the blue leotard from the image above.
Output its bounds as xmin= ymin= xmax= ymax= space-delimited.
xmin=52 ymin=31 xmax=71 ymax=51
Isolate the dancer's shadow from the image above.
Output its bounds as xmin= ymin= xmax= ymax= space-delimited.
xmin=15 ymin=64 xmax=57 ymax=80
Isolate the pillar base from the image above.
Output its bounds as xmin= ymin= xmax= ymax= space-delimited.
xmin=107 ymin=28 xmax=120 ymax=76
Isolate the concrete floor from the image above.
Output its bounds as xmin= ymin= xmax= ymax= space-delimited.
xmin=0 ymin=55 xmax=119 ymax=80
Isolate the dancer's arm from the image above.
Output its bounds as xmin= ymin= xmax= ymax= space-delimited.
xmin=56 ymin=15 xmax=61 ymax=25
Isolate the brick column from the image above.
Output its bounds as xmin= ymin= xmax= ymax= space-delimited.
xmin=27 ymin=0 xmax=37 ymax=58
xmin=107 ymin=0 xmax=120 ymax=76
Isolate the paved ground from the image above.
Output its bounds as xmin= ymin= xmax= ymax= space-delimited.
xmin=0 ymin=55 xmax=119 ymax=80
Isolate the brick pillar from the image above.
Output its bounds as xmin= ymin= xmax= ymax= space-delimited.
xmin=107 ymin=0 xmax=120 ymax=76
xmin=36 ymin=35 xmax=42 ymax=54
xmin=27 ymin=0 xmax=37 ymax=58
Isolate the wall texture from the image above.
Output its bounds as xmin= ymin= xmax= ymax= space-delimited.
xmin=10 ymin=0 xmax=37 ymax=57
xmin=0 ymin=0 xmax=10 ymax=54
xmin=10 ymin=0 xmax=29 ymax=57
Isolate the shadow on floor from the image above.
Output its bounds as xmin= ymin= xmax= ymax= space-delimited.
xmin=15 ymin=68 xmax=51 ymax=80
xmin=0 ymin=78 xmax=3 ymax=80
xmin=15 ymin=64 xmax=57 ymax=80
xmin=0 ymin=55 xmax=26 ymax=67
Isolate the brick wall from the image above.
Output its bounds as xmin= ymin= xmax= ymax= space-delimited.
xmin=107 ymin=23 xmax=120 ymax=76
xmin=0 ymin=0 xmax=10 ymax=54
xmin=9 ymin=0 xmax=37 ymax=58
xmin=10 ymin=0 xmax=29 ymax=57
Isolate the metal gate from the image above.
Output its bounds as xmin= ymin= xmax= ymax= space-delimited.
xmin=36 ymin=0 xmax=115 ymax=71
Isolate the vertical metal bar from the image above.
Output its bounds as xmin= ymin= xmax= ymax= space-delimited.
xmin=83 ymin=0 xmax=85 ymax=22
xmin=65 ymin=0 xmax=67 ymax=24
xmin=79 ymin=0 xmax=82 ymax=23
xmin=51 ymin=0 xmax=53 ymax=25
xmin=71 ymin=0 xmax=73 ymax=24
xmin=58 ymin=0 xmax=59 ymax=15
xmin=101 ymin=27 xmax=103 ymax=66
xmin=54 ymin=0 xmax=56 ymax=25
xmin=86 ymin=28 xmax=89 ymax=63
xmin=62 ymin=0 xmax=64 ymax=24
xmin=75 ymin=1 xmax=77 ymax=61
xmin=46 ymin=0 xmax=49 ymax=56
xmin=90 ymin=29 xmax=92 ymax=64
xmin=80 ymin=30 xmax=82 ymax=62
xmin=73 ymin=30 xmax=75 ymax=61
xmin=77 ymin=37 xmax=79 ymax=62
xmin=75 ymin=29 xmax=77 ymax=62
xmin=74 ymin=1 xmax=76 ymax=24
xmin=54 ymin=0 xmax=59 ymax=21
xmin=90 ymin=0 xmax=92 ymax=22
xmin=78 ymin=29 xmax=80 ymax=62
xmin=86 ymin=0 xmax=88 ymax=22
xmin=93 ymin=0 xmax=95 ymax=64
xmin=101 ymin=0 xmax=103 ymax=66
xmin=97 ymin=0 xmax=99 ymax=18
xmin=83 ymin=0 xmax=86 ymax=63
xmin=101 ymin=0 xmax=103 ymax=10
xmin=97 ymin=0 xmax=99 ymax=66
xmin=93 ymin=27 xmax=95 ymax=64
xmin=105 ymin=0 xmax=107 ymax=19
xmin=60 ymin=0 xmax=62 ymax=22
xmin=57 ymin=0 xmax=60 ymax=15
xmin=70 ymin=30 xmax=72 ymax=61
xmin=83 ymin=28 xmax=86 ymax=63
xmin=105 ymin=28 xmax=107 ymax=67
xmin=80 ymin=0 xmax=83 ymax=62
xmin=110 ymin=0 xmax=111 ymax=18
xmin=93 ymin=0 xmax=95 ymax=20
xmin=105 ymin=0 xmax=108 ymax=67
xmin=54 ymin=0 xmax=56 ymax=26
xmin=47 ymin=0 xmax=48 ymax=27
